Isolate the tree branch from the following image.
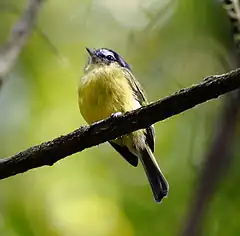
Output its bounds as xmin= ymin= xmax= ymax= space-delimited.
xmin=0 ymin=0 xmax=43 ymax=86
xmin=181 ymin=1 xmax=240 ymax=235
xmin=0 ymin=68 xmax=240 ymax=179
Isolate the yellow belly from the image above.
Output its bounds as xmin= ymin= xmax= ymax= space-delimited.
xmin=78 ymin=65 xmax=140 ymax=124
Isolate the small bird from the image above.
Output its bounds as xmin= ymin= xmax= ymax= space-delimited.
xmin=78 ymin=48 xmax=169 ymax=202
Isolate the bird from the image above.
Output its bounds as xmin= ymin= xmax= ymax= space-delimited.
xmin=78 ymin=47 xmax=169 ymax=202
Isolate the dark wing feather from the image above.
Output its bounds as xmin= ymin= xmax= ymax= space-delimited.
xmin=109 ymin=141 xmax=138 ymax=167
xmin=123 ymin=69 xmax=155 ymax=152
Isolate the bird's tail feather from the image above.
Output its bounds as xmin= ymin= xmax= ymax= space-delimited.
xmin=139 ymin=146 xmax=169 ymax=203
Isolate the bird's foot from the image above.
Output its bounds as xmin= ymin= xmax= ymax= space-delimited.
xmin=111 ymin=112 xmax=122 ymax=118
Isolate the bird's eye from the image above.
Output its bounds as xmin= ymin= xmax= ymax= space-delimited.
xmin=107 ymin=55 xmax=114 ymax=60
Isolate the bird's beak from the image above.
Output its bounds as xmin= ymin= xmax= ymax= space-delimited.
xmin=86 ymin=47 xmax=94 ymax=57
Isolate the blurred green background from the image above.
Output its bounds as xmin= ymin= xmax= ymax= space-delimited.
xmin=0 ymin=0 xmax=239 ymax=235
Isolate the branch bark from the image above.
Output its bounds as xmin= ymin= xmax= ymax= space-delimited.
xmin=0 ymin=68 xmax=240 ymax=179
xmin=0 ymin=0 xmax=43 ymax=86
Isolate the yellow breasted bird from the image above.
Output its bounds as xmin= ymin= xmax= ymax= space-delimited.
xmin=78 ymin=48 xmax=169 ymax=202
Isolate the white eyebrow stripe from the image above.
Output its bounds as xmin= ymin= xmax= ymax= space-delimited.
xmin=100 ymin=49 xmax=115 ymax=57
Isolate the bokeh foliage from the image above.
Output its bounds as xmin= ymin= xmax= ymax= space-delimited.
xmin=0 ymin=0 xmax=238 ymax=235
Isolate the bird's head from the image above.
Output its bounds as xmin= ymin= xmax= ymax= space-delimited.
xmin=85 ymin=48 xmax=131 ymax=71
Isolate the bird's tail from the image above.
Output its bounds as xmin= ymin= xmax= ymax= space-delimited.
xmin=139 ymin=146 xmax=169 ymax=203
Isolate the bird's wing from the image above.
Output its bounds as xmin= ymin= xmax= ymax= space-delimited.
xmin=109 ymin=141 xmax=138 ymax=167
xmin=123 ymin=68 xmax=147 ymax=105
xmin=123 ymin=69 xmax=155 ymax=152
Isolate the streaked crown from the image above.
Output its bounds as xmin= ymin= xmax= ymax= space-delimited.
xmin=86 ymin=48 xmax=131 ymax=71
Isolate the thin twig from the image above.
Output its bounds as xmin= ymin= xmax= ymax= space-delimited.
xmin=0 ymin=0 xmax=43 ymax=86
xmin=180 ymin=93 xmax=240 ymax=236
xmin=0 ymin=68 xmax=240 ymax=180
